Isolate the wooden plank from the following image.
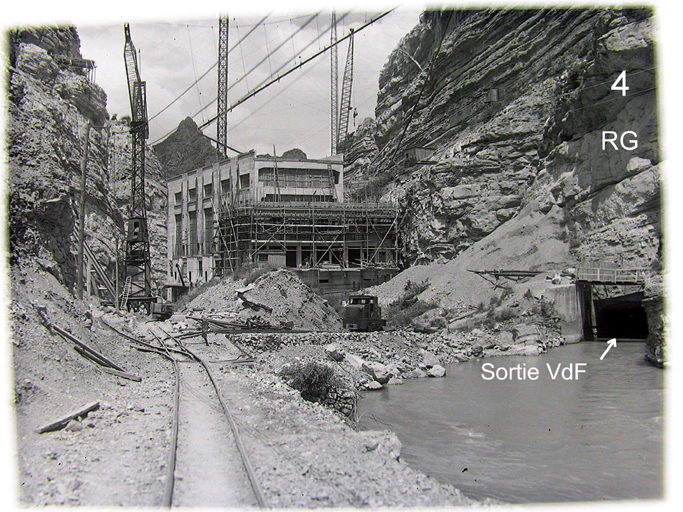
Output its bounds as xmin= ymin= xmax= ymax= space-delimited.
xmin=74 ymin=346 xmax=112 ymax=368
xmin=37 ymin=401 xmax=100 ymax=433
xmin=100 ymin=367 xmax=142 ymax=382
xmin=53 ymin=324 xmax=126 ymax=372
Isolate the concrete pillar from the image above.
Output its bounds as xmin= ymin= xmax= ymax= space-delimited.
xmin=545 ymin=284 xmax=584 ymax=344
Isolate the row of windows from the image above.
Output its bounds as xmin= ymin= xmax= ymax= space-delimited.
xmin=173 ymin=167 xmax=341 ymax=205
xmin=173 ymin=178 xmax=235 ymax=204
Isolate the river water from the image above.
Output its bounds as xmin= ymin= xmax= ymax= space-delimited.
xmin=358 ymin=342 xmax=664 ymax=504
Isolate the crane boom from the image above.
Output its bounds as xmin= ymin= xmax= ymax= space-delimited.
xmin=337 ymin=28 xmax=354 ymax=151
xmin=122 ymin=23 xmax=153 ymax=312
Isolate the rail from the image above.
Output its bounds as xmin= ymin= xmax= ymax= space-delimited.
xmin=157 ymin=326 xmax=268 ymax=508
xmin=103 ymin=320 xmax=267 ymax=507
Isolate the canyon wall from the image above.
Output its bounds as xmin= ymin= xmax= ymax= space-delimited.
xmin=345 ymin=7 xmax=663 ymax=362
xmin=7 ymin=26 xmax=168 ymax=293
xmin=347 ymin=8 xmax=658 ymax=268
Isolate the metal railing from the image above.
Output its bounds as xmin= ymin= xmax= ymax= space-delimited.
xmin=575 ymin=267 xmax=646 ymax=284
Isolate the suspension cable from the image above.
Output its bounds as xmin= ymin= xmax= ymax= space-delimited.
xmin=148 ymin=13 xmax=270 ymax=124
xmin=198 ymin=9 xmax=395 ymax=131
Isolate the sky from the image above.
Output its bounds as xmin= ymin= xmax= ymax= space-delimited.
xmin=75 ymin=5 xmax=421 ymax=159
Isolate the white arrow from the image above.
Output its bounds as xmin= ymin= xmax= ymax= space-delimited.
xmin=600 ymin=338 xmax=617 ymax=360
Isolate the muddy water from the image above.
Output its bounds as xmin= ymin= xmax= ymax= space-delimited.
xmin=358 ymin=342 xmax=664 ymax=504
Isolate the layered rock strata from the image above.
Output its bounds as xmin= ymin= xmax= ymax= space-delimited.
xmin=343 ymin=7 xmax=662 ymax=362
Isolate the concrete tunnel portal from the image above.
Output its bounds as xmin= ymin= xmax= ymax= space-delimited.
xmin=592 ymin=292 xmax=649 ymax=340
xmin=582 ymin=289 xmax=649 ymax=341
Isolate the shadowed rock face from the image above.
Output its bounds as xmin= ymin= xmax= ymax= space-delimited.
xmin=8 ymin=26 xmax=168 ymax=292
xmin=152 ymin=116 xmax=218 ymax=179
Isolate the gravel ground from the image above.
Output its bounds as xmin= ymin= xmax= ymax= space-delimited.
xmin=9 ymin=263 xmax=481 ymax=507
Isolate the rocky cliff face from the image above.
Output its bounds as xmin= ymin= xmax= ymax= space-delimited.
xmin=7 ymin=26 xmax=167 ymax=294
xmin=152 ymin=116 xmax=218 ymax=179
xmin=347 ymin=8 xmax=659 ymax=271
xmin=346 ymin=8 xmax=663 ymax=361
xmin=8 ymin=26 xmax=113 ymax=287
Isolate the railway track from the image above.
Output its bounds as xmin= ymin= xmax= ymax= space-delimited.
xmin=103 ymin=320 xmax=267 ymax=508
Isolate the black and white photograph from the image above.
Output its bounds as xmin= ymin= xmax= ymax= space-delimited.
xmin=2 ymin=0 xmax=680 ymax=509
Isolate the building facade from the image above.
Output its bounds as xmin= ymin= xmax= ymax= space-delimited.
xmin=167 ymin=150 xmax=398 ymax=294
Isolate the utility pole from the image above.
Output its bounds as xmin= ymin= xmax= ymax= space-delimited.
xmin=77 ymin=121 xmax=91 ymax=300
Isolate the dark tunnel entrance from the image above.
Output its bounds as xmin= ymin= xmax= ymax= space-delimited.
xmin=591 ymin=291 xmax=649 ymax=340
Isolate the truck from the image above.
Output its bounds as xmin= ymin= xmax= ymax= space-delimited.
xmin=342 ymin=295 xmax=386 ymax=332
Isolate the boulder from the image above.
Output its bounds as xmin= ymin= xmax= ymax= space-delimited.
xmin=427 ymin=364 xmax=446 ymax=378
xmin=405 ymin=368 xmax=428 ymax=379
xmin=512 ymin=324 xmax=542 ymax=345
xmin=345 ymin=353 xmax=366 ymax=370
xmin=362 ymin=361 xmax=392 ymax=385
xmin=420 ymin=349 xmax=441 ymax=368
xmin=365 ymin=380 xmax=383 ymax=390
xmin=325 ymin=343 xmax=345 ymax=362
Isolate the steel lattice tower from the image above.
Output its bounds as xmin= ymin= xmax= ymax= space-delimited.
xmin=337 ymin=29 xmax=354 ymax=151
xmin=330 ymin=12 xmax=338 ymax=155
xmin=123 ymin=23 xmax=152 ymax=311
xmin=217 ymin=15 xmax=229 ymax=158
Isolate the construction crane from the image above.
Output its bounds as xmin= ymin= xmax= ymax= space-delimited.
xmin=122 ymin=23 xmax=153 ymax=312
xmin=337 ymin=28 xmax=354 ymax=152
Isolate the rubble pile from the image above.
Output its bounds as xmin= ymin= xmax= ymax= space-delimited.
xmin=179 ymin=269 xmax=343 ymax=332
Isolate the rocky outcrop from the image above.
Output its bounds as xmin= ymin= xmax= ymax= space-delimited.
xmin=8 ymin=26 xmax=168 ymax=295
xmin=343 ymin=118 xmax=380 ymax=200
xmin=364 ymin=8 xmax=659 ymax=267
xmin=8 ymin=26 xmax=112 ymax=287
xmin=152 ymin=116 xmax=218 ymax=179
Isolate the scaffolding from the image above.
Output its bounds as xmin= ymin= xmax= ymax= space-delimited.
xmin=214 ymin=201 xmax=398 ymax=277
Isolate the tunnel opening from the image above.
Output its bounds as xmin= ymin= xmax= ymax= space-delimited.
xmin=591 ymin=291 xmax=649 ymax=340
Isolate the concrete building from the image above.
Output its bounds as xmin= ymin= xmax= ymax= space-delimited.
xmin=167 ymin=150 xmax=398 ymax=295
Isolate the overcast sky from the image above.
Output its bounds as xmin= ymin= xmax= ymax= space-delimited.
xmin=5 ymin=0 xmax=682 ymax=161
xmin=75 ymin=7 xmax=418 ymax=158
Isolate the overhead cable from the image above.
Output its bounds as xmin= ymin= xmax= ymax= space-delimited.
xmin=148 ymin=12 xmax=270 ymax=124
xmin=151 ymin=12 xmax=350 ymax=145
xmin=198 ymin=9 xmax=396 ymax=131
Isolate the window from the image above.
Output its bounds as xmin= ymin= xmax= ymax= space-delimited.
xmin=174 ymin=214 xmax=182 ymax=257
xmin=204 ymin=209 xmax=214 ymax=253
xmin=188 ymin=211 xmax=197 ymax=255
xmin=239 ymin=174 xmax=250 ymax=188
xmin=188 ymin=188 xmax=197 ymax=202
xmin=221 ymin=178 xmax=230 ymax=194
xmin=174 ymin=191 xmax=182 ymax=204
xmin=204 ymin=183 xmax=213 ymax=197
